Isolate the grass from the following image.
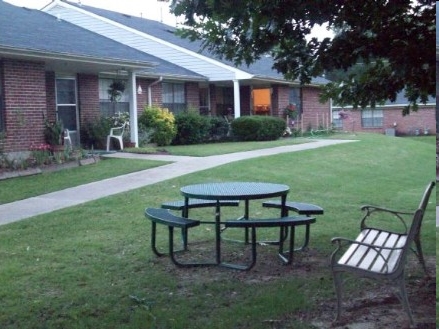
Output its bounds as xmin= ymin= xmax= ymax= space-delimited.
xmin=147 ymin=136 xmax=312 ymax=157
xmin=0 ymin=133 xmax=435 ymax=329
xmin=0 ymin=158 xmax=168 ymax=204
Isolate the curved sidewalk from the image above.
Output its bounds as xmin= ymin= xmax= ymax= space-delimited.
xmin=0 ymin=139 xmax=356 ymax=225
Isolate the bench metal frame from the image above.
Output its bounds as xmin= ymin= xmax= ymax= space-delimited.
xmin=145 ymin=208 xmax=213 ymax=267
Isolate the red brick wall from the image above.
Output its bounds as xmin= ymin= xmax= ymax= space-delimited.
xmin=186 ymin=82 xmax=199 ymax=110
xmin=337 ymin=106 xmax=436 ymax=135
xmin=268 ymin=85 xmax=331 ymax=131
xmin=136 ymin=78 xmax=148 ymax=112
xmin=2 ymin=59 xmax=47 ymax=152
xmin=150 ymin=83 xmax=162 ymax=107
xmin=301 ymin=86 xmax=331 ymax=131
xmin=209 ymin=84 xmax=217 ymax=115
xmin=275 ymin=85 xmax=290 ymax=117
xmin=78 ymin=74 xmax=99 ymax=124
xmin=137 ymin=78 xmax=163 ymax=112
xmin=45 ymin=72 xmax=56 ymax=120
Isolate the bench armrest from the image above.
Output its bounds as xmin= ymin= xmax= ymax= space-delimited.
xmin=360 ymin=205 xmax=413 ymax=234
xmin=360 ymin=205 xmax=413 ymax=216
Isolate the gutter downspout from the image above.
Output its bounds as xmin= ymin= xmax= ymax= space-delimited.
xmin=148 ymin=77 xmax=163 ymax=106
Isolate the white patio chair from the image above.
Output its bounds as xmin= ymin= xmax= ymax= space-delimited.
xmin=106 ymin=122 xmax=127 ymax=151
xmin=63 ymin=129 xmax=72 ymax=149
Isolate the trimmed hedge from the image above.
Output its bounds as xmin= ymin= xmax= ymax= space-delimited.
xmin=230 ymin=116 xmax=286 ymax=141
xmin=173 ymin=111 xmax=211 ymax=145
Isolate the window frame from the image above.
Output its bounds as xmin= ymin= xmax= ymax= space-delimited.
xmin=361 ymin=108 xmax=383 ymax=128
xmin=98 ymin=78 xmax=129 ymax=116
xmin=162 ymin=82 xmax=186 ymax=114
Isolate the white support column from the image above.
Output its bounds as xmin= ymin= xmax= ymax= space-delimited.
xmin=128 ymin=71 xmax=139 ymax=146
xmin=233 ymin=79 xmax=241 ymax=118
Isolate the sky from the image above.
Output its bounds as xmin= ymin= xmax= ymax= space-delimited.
xmin=5 ymin=0 xmax=184 ymax=26
xmin=4 ymin=0 xmax=333 ymax=39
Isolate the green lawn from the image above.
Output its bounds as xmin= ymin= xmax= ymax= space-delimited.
xmin=0 ymin=133 xmax=435 ymax=329
xmin=0 ymin=158 xmax=168 ymax=204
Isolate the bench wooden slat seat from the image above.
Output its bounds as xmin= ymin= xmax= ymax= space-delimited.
xmin=330 ymin=181 xmax=435 ymax=327
xmin=145 ymin=208 xmax=202 ymax=267
xmin=262 ymin=200 xmax=323 ymax=250
xmin=224 ymin=215 xmax=316 ymax=270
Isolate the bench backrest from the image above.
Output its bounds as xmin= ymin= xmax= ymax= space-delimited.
xmin=417 ymin=181 xmax=435 ymax=212
xmin=396 ymin=208 xmax=424 ymax=270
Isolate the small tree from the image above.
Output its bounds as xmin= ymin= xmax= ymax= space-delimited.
xmin=139 ymin=106 xmax=177 ymax=146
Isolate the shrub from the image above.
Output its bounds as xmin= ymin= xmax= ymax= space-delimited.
xmin=173 ymin=111 xmax=211 ymax=145
xmin=138 ymin=107 xmax=176 ymax=146
xmin=208 ymin=116 xmax=230 ymax=141
xmin=231 ymin=116 xmax=286 ymax=141
xmin=81 ymin=112 xmax=131 ymax=149
xmin=80 ymin=116 xmax=112 ymax=149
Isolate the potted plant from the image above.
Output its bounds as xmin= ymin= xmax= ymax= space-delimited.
xmin=284 ymin=104 xmax=298 ymax=120
xmin=44 ymin=119 xmax=64 ymax=151
xmin=108 ymin=80 xmax=126 ymax=102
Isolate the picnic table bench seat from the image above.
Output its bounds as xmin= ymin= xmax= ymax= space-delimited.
xmin=262 ymin=200 xmax=323 ymax=250
xmin=330 ymin=181 xmax=435 ymax=327
xmin=145 ymin=208 xmax=201 ymax=267
xmin=224 ymin=215 xmax=316 ymax=270
xmin=262 ymin=200 xmax=324 ymax=215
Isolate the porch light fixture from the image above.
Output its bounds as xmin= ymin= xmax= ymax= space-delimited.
xmin=137 ymin=85 xmax=143 ymax=94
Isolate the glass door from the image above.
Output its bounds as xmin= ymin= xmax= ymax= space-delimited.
xmin=55 ymin=77 xmax=78 ymax=145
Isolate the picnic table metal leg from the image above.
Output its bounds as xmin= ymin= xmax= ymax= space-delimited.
xmin=244 ymin=199 xmax=249 ymax=244
xmin=215 ymin=200 xmax=221 ymax=264
xmin=180 ymin=197 xmax=190 ymax=250
xmin=151 ymin=221 xmax=164 ymax=257
xmin=278 ymin=225 xmax=295 ymax=264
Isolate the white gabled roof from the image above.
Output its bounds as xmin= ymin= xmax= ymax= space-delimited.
xmin=43 ymin=1 xmax=254 ymax=82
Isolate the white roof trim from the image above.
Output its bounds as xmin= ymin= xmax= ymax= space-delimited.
xmin=43 ymin=1 xmax=254 ymax=80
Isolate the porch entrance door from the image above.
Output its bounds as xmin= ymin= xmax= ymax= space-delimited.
xmin=55 ymin=77 xmax=79 ymax=146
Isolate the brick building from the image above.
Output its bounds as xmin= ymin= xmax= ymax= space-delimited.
xmin=332 ymin=92 xmax=436 ymax=136
xmin=1 ymin=1 xmax=333 ymax=156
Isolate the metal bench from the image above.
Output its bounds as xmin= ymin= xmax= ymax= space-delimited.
xmin=330 ymin=181 xmax=435 ymax=326
xmin=225 ymin=215 xmax=316 ymax=270
xmin=145 ymin=208 xmax=201 ymax=267
xmin=262 ymin=200 xmax=323 ymax=250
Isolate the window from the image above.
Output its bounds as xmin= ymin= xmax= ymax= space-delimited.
xmin=289 ymin=87 xmax=301 ymax=112
xmin=216 ymin=87 xmax=234 ymax=116
xmin=56 ymin=78 xmax=77 ymax=131
xmin=332 ymin=110 xmax=343 ymax=128
xmin=199 ymin=87 xmax=209 ymax=115
xmin=99 ymin=78 xmax=129 ymax=116
xmin=162 ymin=82 xmax=186 ymax=114
xmin=361 ymin=109 xmax=383 ymax=128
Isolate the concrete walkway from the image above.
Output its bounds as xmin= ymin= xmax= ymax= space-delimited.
xmin=0 ymin=139 xmax=356 ymax=225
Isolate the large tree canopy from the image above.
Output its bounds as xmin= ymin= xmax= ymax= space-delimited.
xmin=171 ymin=0 xmax=435 ymax=114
